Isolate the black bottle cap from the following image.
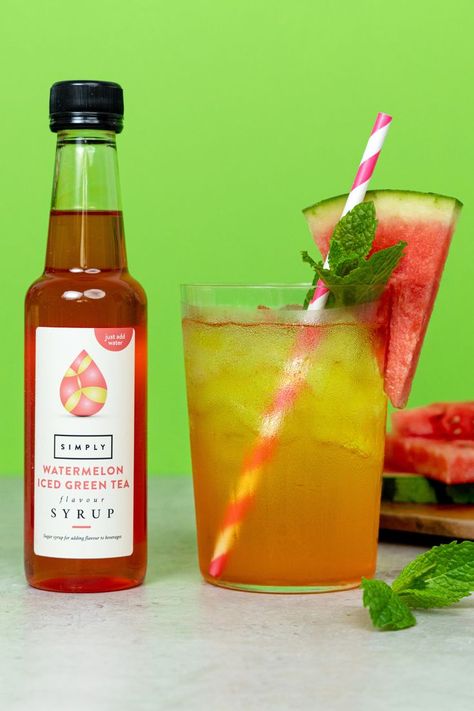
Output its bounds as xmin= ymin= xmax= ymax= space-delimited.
xmin=49 ymin=80 xmax=124 ymax=133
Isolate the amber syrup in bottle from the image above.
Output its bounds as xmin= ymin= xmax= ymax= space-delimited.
xmin=24 ymin=81 xmax=147 ymax=592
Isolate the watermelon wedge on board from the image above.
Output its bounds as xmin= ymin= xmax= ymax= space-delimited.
xmin=392 ymin=402 xmax=474 ymax=440
xmin=385 ymin=434 xmax=474 ymax=484
xmin=304 ymin=190 xmax=462 ymax=408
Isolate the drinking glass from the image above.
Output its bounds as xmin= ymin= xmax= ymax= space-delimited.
xmin=181 ymin=284 xmax=387 ymax=592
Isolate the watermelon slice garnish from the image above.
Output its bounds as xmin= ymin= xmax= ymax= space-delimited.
xmin=385 ymin=434 xmax=474 ymax=485
xmin=392 ymin=402 xmax=474 ymax=440
xmin=304 ymin=190 xmax=462 ymax=408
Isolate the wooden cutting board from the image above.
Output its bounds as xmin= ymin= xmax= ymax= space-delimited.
xmin=380 ymin=502 xmax=474 ymax=540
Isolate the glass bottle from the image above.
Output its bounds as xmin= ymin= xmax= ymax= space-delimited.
xmin=24 ymin=81 xmax=147 ymax=592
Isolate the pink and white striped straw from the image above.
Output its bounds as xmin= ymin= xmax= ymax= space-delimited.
xmin=308 ymin=112 xmax=393 ymax=310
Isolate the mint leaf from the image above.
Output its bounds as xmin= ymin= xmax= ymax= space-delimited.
xmin=361 ymin=578 xmax=416 ymax=631
xmin=390 ymin=541 xmax=474 ymax=611
xmin=390 ymin=558 xmax=437 ymax=594
xmin=393 ymin=541 xmax=474 ymax=592
xmin=301 ymin=251 xmax=319 ymax=270
xmin=302 ymin=202 xmax=406 ymax=309
xmin=398 ymin=587 xmax=470 ymax=609
xmin=328 ymin=201 xmax=376 ymax=272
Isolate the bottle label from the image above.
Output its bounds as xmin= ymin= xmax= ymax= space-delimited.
xmin=34 ymin=327 xmax=135 ymax=559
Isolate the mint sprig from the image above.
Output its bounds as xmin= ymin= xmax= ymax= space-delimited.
xmin=303 ymin=201 xmax=406 ymax=308
xmin=361 ymin=579 xmax=416 ymax=631
xmin=363 ymin=542 xmax=474 ymax=630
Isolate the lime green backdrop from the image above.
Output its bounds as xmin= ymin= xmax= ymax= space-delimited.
xmin=1 ymin=1 xmax=472 ymax=474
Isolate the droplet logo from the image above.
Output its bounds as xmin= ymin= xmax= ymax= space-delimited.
xmin=60 ymin=350 xmax=107 ymax=416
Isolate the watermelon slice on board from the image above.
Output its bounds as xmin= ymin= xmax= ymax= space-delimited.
xmin=392 ymin=402 xmax=474 ymax=440
xmin=385 ymin=434 xmax=474 ymax=485
xmin=304 ymin=190 xmax=462 ymax=408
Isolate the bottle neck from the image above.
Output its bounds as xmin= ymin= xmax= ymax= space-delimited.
xmin=45 ymin=129 xmax=127 ymax=272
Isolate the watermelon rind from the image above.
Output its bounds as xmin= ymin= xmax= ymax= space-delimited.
xmin=382 ymin=471 xmax=438 ymax=503
xmin=303 ymin=189 xmax=463 ymax=225
xmin=382 ymin=471 xmax=474 ymax=504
